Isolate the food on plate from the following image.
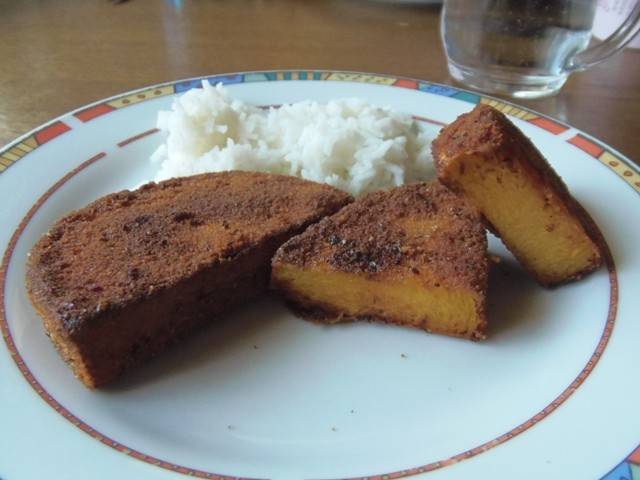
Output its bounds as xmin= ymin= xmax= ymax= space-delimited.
xmin=271 ymin=181 xmax=489 ymax=339
xmin=25 ymin=87 xmax=607 ymax=390
xmin=433 ymin=104 xmax=602 ymax=286
xmin=151 ymin=82 xmax=434 ymax=196
xmin=26 ymin=171 xmax=352 ymax=387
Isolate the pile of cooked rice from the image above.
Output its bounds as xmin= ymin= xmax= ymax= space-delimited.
xmin=152 ymin=81 xmax=434 ymax=196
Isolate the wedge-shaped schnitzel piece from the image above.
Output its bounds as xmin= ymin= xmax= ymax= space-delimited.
xmin=27 ymin=171 xmax=352 ymax=387
xmin=271 ymin=182 xmax=488 ymax=339
xmin=433 ymin=104 xmax=602 ymax=286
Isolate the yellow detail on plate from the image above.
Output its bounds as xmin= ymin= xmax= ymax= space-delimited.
xmin=2 ymin=152 xmax=19 ymax=162
xmin=15 ymin=143 xmax=33 ymax=153
xmin=107 ymin=85 xmax=174 ymax=109
xmin=599 ymin=151 xmax=640 ymax=192
xmin=23 ymin=136 xmax=37 ymax=149
xmin=9 ymin=146 xmax=28 ymax=157
xmin=480 ymin=97 xmax=537 ymax=120
xmin=326 ymin=73 xmax=396 ymax=85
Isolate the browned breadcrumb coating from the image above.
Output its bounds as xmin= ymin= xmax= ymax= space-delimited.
xmin=433 ymin=104 xmax=577 ymax=207
xmin=27 ymin=171 xmax=352 ymax=387
xmin=433 ymin=104 xmax=602 ymax=285
xmin=272 ymin=181 xmax=489 ymax=339
xmin=275 ymin=182 xmax=487 ymax=292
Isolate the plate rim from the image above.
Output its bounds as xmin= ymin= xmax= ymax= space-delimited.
xmin=0 ymin=70 xmax=637 ymax=479
xmin=1 ymin=69 xmax=638 ymax=187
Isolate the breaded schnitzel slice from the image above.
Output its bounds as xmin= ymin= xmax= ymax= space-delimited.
xmin=271 ymin=181 xmax=488 ymax=339
xmin=433 ymin=104 xmax=602 ymax=286
xmin=27 ymin=171 xmax=352 ymax=387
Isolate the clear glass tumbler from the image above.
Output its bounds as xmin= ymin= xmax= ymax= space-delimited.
xmin=441 ymin=0 xmax=640 ymax=98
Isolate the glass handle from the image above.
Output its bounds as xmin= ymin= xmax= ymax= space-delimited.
xmin=567 ymin=2 xmax=640 ymax=72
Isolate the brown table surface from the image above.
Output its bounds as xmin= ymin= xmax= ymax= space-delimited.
xmin=2 ymin=0 xmax=639 ymax=165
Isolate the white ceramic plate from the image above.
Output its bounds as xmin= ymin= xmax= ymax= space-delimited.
xmin=1 ymin=71 xmax=639 ymax=480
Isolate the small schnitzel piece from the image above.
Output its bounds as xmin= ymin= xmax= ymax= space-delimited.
xmin=27 ymin=171 xmax=352 ymax=387
xmin=433 ymin=104 xmax=602 ymax=286
xmin=271 ymin=182 xmax=489 ymax=339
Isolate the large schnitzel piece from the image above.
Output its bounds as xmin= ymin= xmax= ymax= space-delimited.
xmin=27 ymin=171 xmax=351 ymax=387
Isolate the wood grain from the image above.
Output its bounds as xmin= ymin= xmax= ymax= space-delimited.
xmin=1 ymin=0 xmax=638 ymax=164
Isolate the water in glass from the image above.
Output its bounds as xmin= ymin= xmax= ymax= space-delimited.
xmin=442 ymin=0 xmax=597 ymax=98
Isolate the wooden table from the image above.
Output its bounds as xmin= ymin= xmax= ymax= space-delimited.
xmin=1 ymin=0 xmax=638 ymax=164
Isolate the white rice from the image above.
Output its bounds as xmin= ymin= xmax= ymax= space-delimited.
xmin=151 ymin=81 xmax=435 ymax=196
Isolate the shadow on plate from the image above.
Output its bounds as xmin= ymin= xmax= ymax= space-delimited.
xmin=102 ymin=254 xmax=551 ymax=391
xmin=101 ymin=296 xmax=293 ymax=393
xmin=485 ymin=254 xmax=549 ymax=340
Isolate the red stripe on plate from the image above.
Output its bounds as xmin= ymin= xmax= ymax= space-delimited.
xmin=568 ymin=134 xmax=604 ymax=158
xmin=412 ymin=115 xmax=446 ymax=127
xmin=528 ymin=117 xmax=568 ymax=135
xmin=74 ymin=104 xmax=116 ymax=122
xmin=34 ymin=121 xmax=71 ymax=145
xmin=394 ymin=79 xmax=418 ymax=89
xmin=117 ymin=128 xmax=160 ymax=147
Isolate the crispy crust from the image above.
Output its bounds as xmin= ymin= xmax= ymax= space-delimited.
xmin=433 ymin=104 xmax=603 ymax=285
xmin=26 ymin=171 xmax=352 ymax=387
xmin=277 ymin=293 xmax=487 ymax=341
xmin=274 ymin=182 xmax=487 ymax=290
xmin=271 ymin=181 xmax=489 ymax=339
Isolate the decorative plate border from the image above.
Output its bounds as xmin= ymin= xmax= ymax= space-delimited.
xmin=601 ymin=445 xmax=640 ymax=480
xmin=2 ymin=70 xmax=637 ymax=194
xmin=0 ymin=71 xmax=636 ymax=479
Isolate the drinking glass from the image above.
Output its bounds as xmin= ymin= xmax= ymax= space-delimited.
xmin=441 ymin=0 xmax=640 ymax=98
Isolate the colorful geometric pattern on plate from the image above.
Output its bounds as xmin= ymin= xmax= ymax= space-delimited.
xmin=2 ymin=71 xmax=637 ymax=195
xmin=0 ymin=71 xmax=638 ymax=480
xmin=602 ymin=445 xmax=640 ymax=480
